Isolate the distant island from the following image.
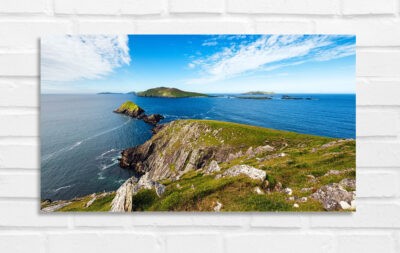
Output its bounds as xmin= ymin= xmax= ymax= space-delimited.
xmin=97 ymin=92 xmax=123 ymax=94
xmin=243 ymin=91 xmax=274 ymax=95
xmin=137 ymin=87 xmax=208 ymax=98
xmin=281 ymin=95 xmax=313 ymax=100
xmin=236 ymin=96 xmax=272 ymax=100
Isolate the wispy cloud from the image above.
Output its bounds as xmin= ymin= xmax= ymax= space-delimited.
xmin=187 ymin=35 xmax=355 ymax=84
xmin=41 ymin=35 xmax=130 ymax=82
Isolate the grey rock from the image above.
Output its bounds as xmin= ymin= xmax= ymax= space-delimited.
xmin=218 ymin=165 xmax=266 ymax=181
xmin=213 ymin=201 xmax=223 ymax=212
xmin=339 ymin=178 xmax=356 ymax=190
xmin=204 ymin=160 xmax=220 ymax=175
xmin=41 ymin=202 xmax=72 ymax=212
xmin=310 ymin=183 xmax=354 ymax=211
xmin=111 ymin=177 xmax=136 ymax=212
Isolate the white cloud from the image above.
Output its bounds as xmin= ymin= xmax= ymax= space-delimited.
xmin=41 ymin=35 xmax=130 ymax=82
xmin=188 ymin=35 xmax=355 ymax=84
xmin=202 ymin=41 xmax=218 ymax=46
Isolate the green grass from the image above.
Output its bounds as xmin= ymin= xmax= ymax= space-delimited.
xmin=137 ymin=87 xmax=208 ymax=98
xmin=57 ymin=193 xmax=115 ymax=212
xmin=116 ymin=101 xmax=142 ymax=113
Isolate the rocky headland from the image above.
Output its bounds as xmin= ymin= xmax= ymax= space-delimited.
xmin=42 ymin=119 xmax=356 ymax=212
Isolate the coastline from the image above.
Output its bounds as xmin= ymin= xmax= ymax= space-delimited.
xmin=42 ymin=119 xmax=356 ymax=212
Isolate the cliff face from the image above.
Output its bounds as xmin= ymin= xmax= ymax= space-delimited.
xmin=119 ymin=120 xmax=246 ymax=181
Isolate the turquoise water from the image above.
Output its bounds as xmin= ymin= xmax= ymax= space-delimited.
xmin=41 ymin=93 xmax=355 ymax=200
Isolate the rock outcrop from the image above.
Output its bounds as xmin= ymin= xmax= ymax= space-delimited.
xmin=140 ymin=114 xmax=165 ymax=126
xmin=204 ymin=160 xmax=220 ymax=175
xmin=111 ymin=173 xmax=166 ymax=212
xmin=310 ymin=183 xmax=355 ymax=211
xmin=119 ymin=121 xmax=239 ymax=180
xmin=114 ymin=100 xmax=164 ymax=126
xmin=114 ymin=101 xmax=144 ymax=117
xmin=217 ymin=165 xmax=266 ymax=181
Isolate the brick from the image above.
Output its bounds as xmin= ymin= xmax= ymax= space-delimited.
xmin=0 ymin=53 xmax=38 ymax=76
xmin=77 ymin=20 xmax=134 ymax=33
xmin=169 ymin=0 xmax=224 ymax=13
xmin=0 ymin=234 xmax=45 ymax=253
xmin=310 ymin=202 xmax=400 ymax=228
xmin=255 ymin=20 xmax=314 ymax=34
xmin=225 ymin=234 xmax=333 ymax=253
xmin=54 ymin=0 xmax=163 ymax=15
xmin=342 ymin=0 xmax=396 ymax=15
xmin=336 ymin=234 xmax=396 ymax=252
xmin=0 ymin=21 xmax=72 ymax=50
xmin=357 ymin=171 xmax=399 ymax=197
xmin=250 ymin=213 xmax=302 ymax=227
xmin=73 ymin=215 xmax=132 ymax=227
xmin=134 ymin=20 xmax=253 ymax=33
xmin=357 ymin=142 xmax=400 ymax=167
xmin=0 ymin=0 xmax=47 ymax=14
xmin=0 ymin=201 xmax=68 ymax=227
xmin=314 ymin=18 xmax=400 ymax=46
xmin=357 ymin=80 xmax=400 ymax=105
xmin=192 ymin=215 xmax=248 ymax=227
xmin=0 ymin=114 xmax=38 ymax=137
xmin=48 ymin=233 xmax=160 ymax=253
xmin=54 ymin=0 xmax=120 ymax=15
xmin=357 ymin=50 xmax=400 ymax=77
xmin=227 ymin=0 xmax=340 ymax=15
xmin=0 ymin=145 xmax=38 ymax=169
xmin=357 ymin=111 xmax=398 ymax=137
xmin=0 ymin=172 xmax=38 ymax=198
xmin=166 ymin=234 xmax=222 ymax=253
xmin=121 ymin=0 xmax=164 ymax=15
xmin=0 ymin=78 xmax=38 ymax=107
xmin=132 ymin=215 xmax=192 ymax=226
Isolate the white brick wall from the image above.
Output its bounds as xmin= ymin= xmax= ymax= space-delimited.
xmin=0 ymin=0 xmax=399 ymax=252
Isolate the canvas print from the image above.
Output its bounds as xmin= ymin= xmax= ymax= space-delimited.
xmin=40 ymin=35 xmax=356 ymax=212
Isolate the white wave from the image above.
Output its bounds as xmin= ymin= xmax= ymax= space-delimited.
xmin=99 ymin=160 xmax=119 ymax=171
xmin=42 ymin=119 xmax=131 ymax=162
xmin=96 ymin=148 xmax=117 ymax=160
xmin=53 ymin=185 xmax=72 ymax=192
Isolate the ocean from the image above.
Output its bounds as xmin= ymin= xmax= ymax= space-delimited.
xmin=40 ymin=93 xmax=355 ymax=200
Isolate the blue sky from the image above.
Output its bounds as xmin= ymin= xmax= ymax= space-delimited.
xmin=41 ymin=35 xmax=355 ymax=94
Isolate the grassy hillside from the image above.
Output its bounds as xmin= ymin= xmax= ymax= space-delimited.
xmin=42 ymin=120 xmax=355 ymax=212
xmin=137 ymin=87 xmax=208 ymax=98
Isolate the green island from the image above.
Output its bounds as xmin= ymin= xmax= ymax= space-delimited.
xmin=113 ymin=101 xmax=144 ymax=117
xmin=137 ymin=87 xmax=208 ymax=98
xmin=42 ymin=119 xmax=355 ymax=212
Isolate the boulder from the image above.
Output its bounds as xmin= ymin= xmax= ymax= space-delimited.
xmin=339 ymin=178 xmax=356 ymax=190
xmin=218 ymin=165 xmax=266 ymax=181
xmin=310 ymin=183 xmax=354 ymax=211
xmin=213 ymin=201 xmax=223 ymax=212
xmin=254 ymin=187 xmax=264 ymax=195
xmin=204 ymin=160 xmax=220 ymax=175
xmin=283 ymin=187 xmax=293 ymax=195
